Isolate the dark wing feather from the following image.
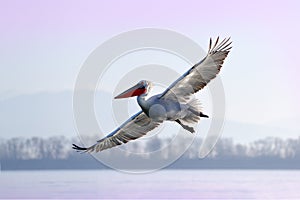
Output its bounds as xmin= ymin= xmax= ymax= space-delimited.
xmin=159 ymin=37 xmax=232 ymax=103
xmin=72 ymin=111 xmax=161 ymax=153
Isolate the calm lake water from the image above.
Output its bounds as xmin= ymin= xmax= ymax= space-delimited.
xmin=0 ymin=170 xmax=299 ymax=199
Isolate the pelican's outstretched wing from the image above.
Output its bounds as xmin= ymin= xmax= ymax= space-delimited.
xmin=160 ymin=37 xmax=232 ymax=103
xmin=72 ymin=111 xmax=161 ymax=153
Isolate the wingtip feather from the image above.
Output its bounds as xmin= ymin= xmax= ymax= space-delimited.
xmin=212 ymin=36 xmax=220 ymax=50
xmin=208 ymin=37 xmax=232 ymax=54
xmin=72 ymin=143 xmax=88 ymax=153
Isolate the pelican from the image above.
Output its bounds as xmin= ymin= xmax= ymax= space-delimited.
xmin=73 ymin=37 xmax=232 ymax=153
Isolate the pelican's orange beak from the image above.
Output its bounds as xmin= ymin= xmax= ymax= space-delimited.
xmin=114 ymin=83 xmax=146 ymax=99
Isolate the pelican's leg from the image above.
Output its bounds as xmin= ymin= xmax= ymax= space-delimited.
xmin=175 ymin=119 xmax=195 ymax=133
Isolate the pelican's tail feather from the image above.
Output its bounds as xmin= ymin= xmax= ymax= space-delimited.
xmin=180 ymin=98 xmax=202 ymax=124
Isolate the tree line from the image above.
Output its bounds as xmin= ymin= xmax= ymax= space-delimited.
xmin=1 ymin=135 xmax=300 ymax=160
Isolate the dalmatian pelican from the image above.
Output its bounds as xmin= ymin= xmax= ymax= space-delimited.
xmin=73 ymin=37 xmax=232 ymax=153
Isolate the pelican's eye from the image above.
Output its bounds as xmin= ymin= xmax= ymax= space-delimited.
xmin=138 ymin=82 xmax=145 ymax=89
xmin=139 ymin=80 xmax=146 ymax=86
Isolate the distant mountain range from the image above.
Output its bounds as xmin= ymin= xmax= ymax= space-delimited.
xmin=0 ymin=91 xmax=299 ymax=143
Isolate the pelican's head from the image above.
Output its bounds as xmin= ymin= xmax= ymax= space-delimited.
xmin=114 ymin=80 xmax=152 ymax=99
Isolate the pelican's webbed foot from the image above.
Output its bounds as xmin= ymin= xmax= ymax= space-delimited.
xmin=175 ymin=119 xmax=195 ymax=133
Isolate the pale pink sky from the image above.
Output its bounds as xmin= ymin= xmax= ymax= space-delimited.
xmin=0 ymin=0 xmax=299 ymax=136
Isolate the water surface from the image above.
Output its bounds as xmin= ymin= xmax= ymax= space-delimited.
xmin=0 ymin=170 xmax=299 ymax=199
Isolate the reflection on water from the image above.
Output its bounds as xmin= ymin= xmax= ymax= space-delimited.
xmin=0 ymin=170 xmax=300 ymax=199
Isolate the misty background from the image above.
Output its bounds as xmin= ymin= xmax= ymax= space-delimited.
xmin=1 ymin=0 xmax=300 ymax=170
